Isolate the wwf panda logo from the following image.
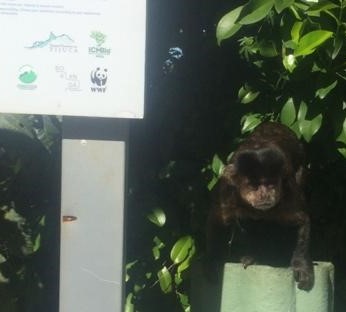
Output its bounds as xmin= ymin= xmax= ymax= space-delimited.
xmin=90 ymin=67 xmax=108 ymax=86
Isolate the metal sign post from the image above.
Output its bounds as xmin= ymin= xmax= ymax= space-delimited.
xmin=60 ymin=117 xmax=129 ymax=312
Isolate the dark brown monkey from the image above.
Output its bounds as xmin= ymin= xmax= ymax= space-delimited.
xmin=206 ymin=122 xmax=314 ymax=290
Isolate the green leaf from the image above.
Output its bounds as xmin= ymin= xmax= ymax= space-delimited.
xmin=175 ymin=272 xmax=183 ymax=286
xmin=33 ymin=233 xmax=41 ymax=253
xmin=298 ymin=101 xmax=308 ymax=121
xmin=290 ymin=121 xmax=302 ymax=138
xmin=152 ymin=236 xmax=165 ymax=260
xmin=39 ymin=216 xmax=46 ymax=226
xmin=125 ymin=260 xmax=138 ymax=282
xmin=157 ymin=266 xmax=172 ymax=293
xmin=211 ymin=154 xmax=225 ymax=176
xmin=146 ymin=272 xmax=152 ymax=279
xmin=294 ymin=30 xmax=333 ymax=56
xmin=315 ymin=80 xmax=337 ymax=99
xmin=170 ymin=236 xmax=195 ymax=264
xmin=274 ymin=0 xmax=294 ymax=13
xmin=336 ymin=118 xmax=346 ymax=144
xmin=152 ymin=246 xmax=160 ymax=260
xmin=147 ymin=208 xmax=166 ymax=227
xmin=283 ymin=54 xmax=297 ymax=72
xmin=241 ymin=114 xmax=262 ymax=133
xmin=134 ymin=284 xmax=145 ymax=293
xmin=177 ymin=244 xmax=196 ymax=273
xmin=258 ymin=40 xmax=278 ymax=57
xmin=307 ymin=1 xmax=338 ymax=17
xmin=124 ymin=293 xmax=134 ymax=312
xmin=238 ymin=85 xmax=260 ymax=104
xmin=337 ymin=148 xmax=346 ymax=157
xmin=177 ymin=292 xmax=191 ymax=312
xmin=332 ymin=34 xmax=343 ymax=59
xmin=207 ymin=176 xmax=219 ymax=191
xmin=299 ymin=114 xmax=323 ymax=142
xmin=238 ymin=0 xmax=275 ymax=25
xmin=281 ymin=98 xmax=296 ymax=126
xmin=0 ymin=254 xmax=7 ymax=264
xmin=291 ymin=21 xmax=304 ymax=43
xmin=216 ymin=6 xmax=243 ymax=45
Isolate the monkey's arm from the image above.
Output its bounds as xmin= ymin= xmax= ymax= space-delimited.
xmin=284 ymin=211 xmax=314 ymax=290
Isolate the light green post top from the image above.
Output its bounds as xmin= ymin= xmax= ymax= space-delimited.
xmin=191 ymin=262 xmax=334 ymax=312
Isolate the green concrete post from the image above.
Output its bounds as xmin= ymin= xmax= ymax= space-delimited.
xmin=191 ymin=262 xmax=334 ymax=312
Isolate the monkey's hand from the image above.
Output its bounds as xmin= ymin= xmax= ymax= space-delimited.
xmin=240 ymin=256 xmax=256 ymax=269
xmin=291 ymin=256 xmax=314 ymax=291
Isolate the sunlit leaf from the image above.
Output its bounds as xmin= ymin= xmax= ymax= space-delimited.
xmin=290 ymin=121 xmax=302 ymax=138
xmin=177 ymin=292 xmax=191 ymax=312
xmin=146 ymin=272 xmax=152 ymax=279
xmin=310 ymin=114 xmax=323 ymax=134
xmin=291 ymin=21 xmax=304 ymax=43
xmin=147 ymin=208 xmax=166 ymax=227
xmin=157 ymin=266 xmax=172 ymax=293
xmin=238 ymin=0 xmax=275 ymax=25
xmin=306 ymin=1 xmax=338 ymax=17
xmin=124 ymin=293 xmax=134 ymax=312
xmin=125 ymin=260 xmax=138 ymax=282
xmin=0 ymin=254 xmax=7 ymax=264
xmin=33 ymin=234 xmax=41 ymax=253
xmin=299 ymin=114 xmax=323 ymax=142
xmin=274 ymin=0 xmax=294 ymax=13
xmin=332 ymin=34 xmax=343 ymax=59
xmin=238 ymin=85 xmax=260 ymax=104
xmin=39 ymin=216 xmax=46 ymax=226
xmin=177 ymin=244 xmax=196 ymax=273
xmin=336 ymin=118 xmax=346 ymax=144
xmin=170 ymin=236 xmax=195 ymax=264
xmin=211 ymin=154 xmax=225 ymax=176
xmin=294 ymin=30 xmax=333 ymax=56
xmin=134 ymin=284 xmax=145 ymax=293
xmin=283 ymin=54 xmax=297 ymax=72
xmin=281 ymin=98 xmax=296 ymax=126
xmin=175 ymin=272 xmax=183 ymax=286
xmin=337 ymin=148 xmax=346 ymax=157
xmin=241 ymin=114 xmax=262 ymax=133
xmin=152 ymin=236 xmax=165 ymax=260
xmin=216 ymin=6 xmax=243 ymax=45
xmin=207 ymin=176 xmax=219 ymax=191
xmin=315 ymin=80 xmax=337 ymax=99
xmin=297 ymin=101 xmax=308 ymax=121
xmin=152 ymin=246 xmax=160 ymax=260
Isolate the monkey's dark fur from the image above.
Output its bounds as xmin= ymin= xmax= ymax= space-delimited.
xmin=206 ymin=122 xmax=314 ymax=290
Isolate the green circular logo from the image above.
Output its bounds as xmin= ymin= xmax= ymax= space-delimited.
xmin=18 ymin=65 xmax=37 ymax=84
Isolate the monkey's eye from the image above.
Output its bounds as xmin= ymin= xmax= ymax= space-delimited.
xmin=262 ymin=178 xmax=279 ymax=188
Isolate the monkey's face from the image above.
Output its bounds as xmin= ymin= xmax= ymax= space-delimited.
xmin=238 ymin=177 xmax=282 ymax=210
xmin=223 ymin=147 xmax=286 ymax=210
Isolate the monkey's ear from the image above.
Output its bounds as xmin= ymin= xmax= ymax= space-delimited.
xmin=222 ymin=164 xmax=237 ymax=185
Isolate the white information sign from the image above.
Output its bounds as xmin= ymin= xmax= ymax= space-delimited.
xmin=0 ymin=0 xmax=146 ymax=118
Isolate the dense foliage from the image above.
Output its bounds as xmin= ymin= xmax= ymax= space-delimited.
xmin=126 ymin=1 xmax=346 ymax=311
xmin=0 ymin=115 xmax=60 ymax=312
